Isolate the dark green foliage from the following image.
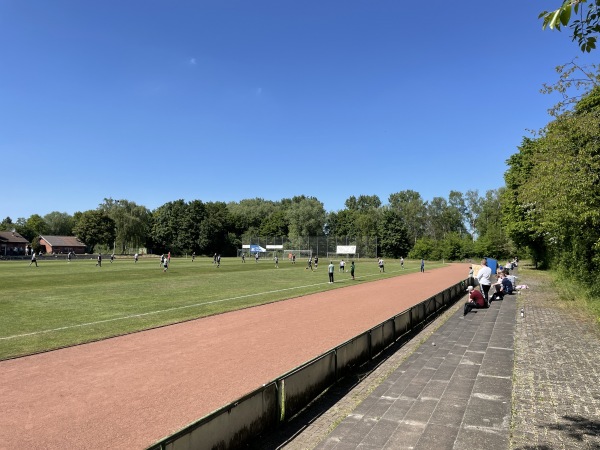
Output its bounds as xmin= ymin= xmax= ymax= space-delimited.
xmin=504 ymin=82 xmax=600 ymax=290
xmin=73 ymin=210 xmax=116 ymax=252
xmin=377 ymin=209 xmax=410 ymax=258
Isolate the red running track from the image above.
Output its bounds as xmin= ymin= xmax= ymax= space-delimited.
xmin=0 ymin=263 xmax=468 ymax=449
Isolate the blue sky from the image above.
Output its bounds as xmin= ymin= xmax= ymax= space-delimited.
xmin=1 ymin=1 xmax=596 ymax=220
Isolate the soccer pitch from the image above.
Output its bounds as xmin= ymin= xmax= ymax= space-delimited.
xmin=0 ymin=256 xmax=442 ymax=360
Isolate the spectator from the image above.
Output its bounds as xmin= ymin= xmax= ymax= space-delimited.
xmin=476 ymin=259 xmax=492 ymax=304
xmin=464 ymin=286 xmax=486 ymax=316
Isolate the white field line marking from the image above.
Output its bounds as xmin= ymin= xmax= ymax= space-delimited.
xmin=1 ymin=267 xmax=423 ymax=341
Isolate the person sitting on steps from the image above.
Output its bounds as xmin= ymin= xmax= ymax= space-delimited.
xmin=464 ymin=285 xmax=486 ymax=316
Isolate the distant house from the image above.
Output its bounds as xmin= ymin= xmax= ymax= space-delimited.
xmin=0 ymin=231 xmax=29 ymax=256
xmin=39 ymin=235 xmax=86 ymax=254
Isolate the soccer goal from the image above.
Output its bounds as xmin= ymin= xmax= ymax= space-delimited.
xmin=285 ymin=249 xmax=312 ymax=260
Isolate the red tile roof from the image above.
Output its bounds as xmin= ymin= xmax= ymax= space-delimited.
xmin=0 ymin=231 xmax=29 ymax=244
xmin=40 ymin=235 xmax=86 ymax=247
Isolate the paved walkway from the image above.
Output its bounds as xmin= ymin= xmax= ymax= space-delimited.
xmin=268 ymin=270 xmax=600 ymax=450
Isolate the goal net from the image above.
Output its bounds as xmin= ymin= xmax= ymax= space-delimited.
xmin=285 ymin=249 xmax=312 ymax=260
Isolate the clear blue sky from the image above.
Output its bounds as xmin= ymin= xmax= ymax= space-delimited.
xmin=1 ymin=1 xmax=596 ymax=220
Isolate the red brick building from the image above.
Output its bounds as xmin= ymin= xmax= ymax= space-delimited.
xmin=0 ymin=231 xmax=29 ymax=256
xmin=39 ymin=235 xmax=86 ymax=254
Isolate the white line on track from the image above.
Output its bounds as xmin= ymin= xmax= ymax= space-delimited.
xmin=1 ymin=268 xmax=420 ymax=341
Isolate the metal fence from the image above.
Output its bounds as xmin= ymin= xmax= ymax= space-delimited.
xmin=240 ymin=235 xmax=379 ymax=258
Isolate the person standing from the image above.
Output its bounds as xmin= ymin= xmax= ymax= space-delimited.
xmin=29 ymin=252 xmax=38 ymax=267
xmin=339 ymin=259 xmax=345 ymax=272
xmin=134 ymin=253 xmax=139 ymax=263
xmin=192 ymin=252 xmax=195 ymax=262
xmin=163 ymin=256 xmax=169 ymax=272
xmin=378 ymin=258 xmax=385 ymax=273
xmin=328 ymin=261 xmax=335 ymax=283
xmin=420 ymin=258 xmax=425 ymax=273
xmin=96 ymin=253 xmax=102 ymax=267
xmin=110 ymin=253 xmax=115 ymax=263
xmin=217 ymin=254 xmax=221 ymax=268
xmin=274 ymin=255 xmax=279 ymax=268
xmin=476 ymin=258 xmax=493 ymax=305
xmin=241 ymin=253 xmax=245 ymax=263
xmin=314 ymin=255 xmax=319 ymax=269
xmin=255 ymin=252 xmax=259 ymax=263
xmin=400 ymin=257 xmax=404 ymax=269
xmin=350 ymin=260 xmax=355 ymax=280
xmin=67 ymin=251 xmax=72 ymax=263
xmin=292 ymin=254 xmax=296 ymax=264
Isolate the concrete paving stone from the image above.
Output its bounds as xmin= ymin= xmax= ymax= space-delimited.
xmin=355 ymin=443 xmax=388 ymax=450
xmin=452 ymin=363 xmax=480 ymax=380
xmin=488 ymin=337 xmax=514 ymax=349
xmin=453 ymin=425 xmax=509 ymax=450
xmin=450 ymin=343 xmax=469 ymax=354
xmin=400 ymin=398 xmax=439 ymax=424
xmin=352 ymin=395 xmax=381 ymax=416
xmin=380 ymin=398 xmax=415 ymax=422
xmin=471 ymin=376 xmax=512 ymax=401
xmin=443 ymin=353 xmax=464 ymax=366
xmin=359 ymin=418 xmax=399 ymax=448
xmin=399 ymin=383 xmax=431 ymax=401
xmin=443 ymin=376 xmax=476 ymax=400
xmin=313 ymin=436 xmax=340 ymax=450
xmin=430 ymin=363 xmax=458 ymax=382
xmin=381 ymin=421 xmax=426 ymax=450
xmin=462 ymin=396 xmax=511 ymax=430
xmin=467 ymin=341 xmax=488 ymax=352
xmin=479 ymin=349 xmax=514 ymax=378
xmin=462 ymin=350 xmax=485 ymax=365
xmin=361 ymin=397 xmax=395 ymax=419
xmin=418 ymin=379 xmax=449 ymax=400
xmin=422 ymin=356 xmax=445 ymax=371
xmin=324 ymin=442 xmax=358 ymax=450
xmin=413 ymin=423 xmax=461 ymax=449
xmin=456 ymin=331 xmax=476 ymax=341
xmin=335 ymin=417 xmax=380 ymax=446
xmin=428 ymin=398 xmax=468 ymax=427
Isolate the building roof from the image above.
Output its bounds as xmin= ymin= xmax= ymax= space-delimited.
xmin=39 ymin=235 xmax=86 ymax=247
xmin=0 ymin=231 xmax=29 ymax=244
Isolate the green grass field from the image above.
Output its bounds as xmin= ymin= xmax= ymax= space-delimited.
xmin=0 ymin=256 xmax=444 ymax=360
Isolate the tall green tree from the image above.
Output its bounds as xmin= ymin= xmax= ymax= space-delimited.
xmin=286 ymin=197 xmax=326 ymax=239
xmin=388 ymin=190 xmax=427 ymax=245
xmin=326 ymin=210 xmax=357 ymax=237
xmin=73 ymin=210 xmax=116 ymax=252
xmin=99 ymin=199 xmax=151 ymax=253
xmin=151 ymin=200 xmax=189 ymax=254
xmin=259 ymin=210 xmax=288 ymax=237
xmin=198 ymin=202 xmax=234 ymax=255
xmin=378 ymin=209 xmax=410 ymax=258
xmin=503 ymin=138 xmax=548 ymax=266
xmin=0 ymin=217 xmax=13 ymax=231
xmin=43 ymin=211 xmax=74 ymax=236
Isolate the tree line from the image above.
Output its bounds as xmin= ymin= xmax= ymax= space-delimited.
xmin=0 ymin=189 xmax=510 ymax=261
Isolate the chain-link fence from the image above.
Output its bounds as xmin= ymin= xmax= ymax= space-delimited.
xmin=239 ymin=235 xmax=379 ymax=258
